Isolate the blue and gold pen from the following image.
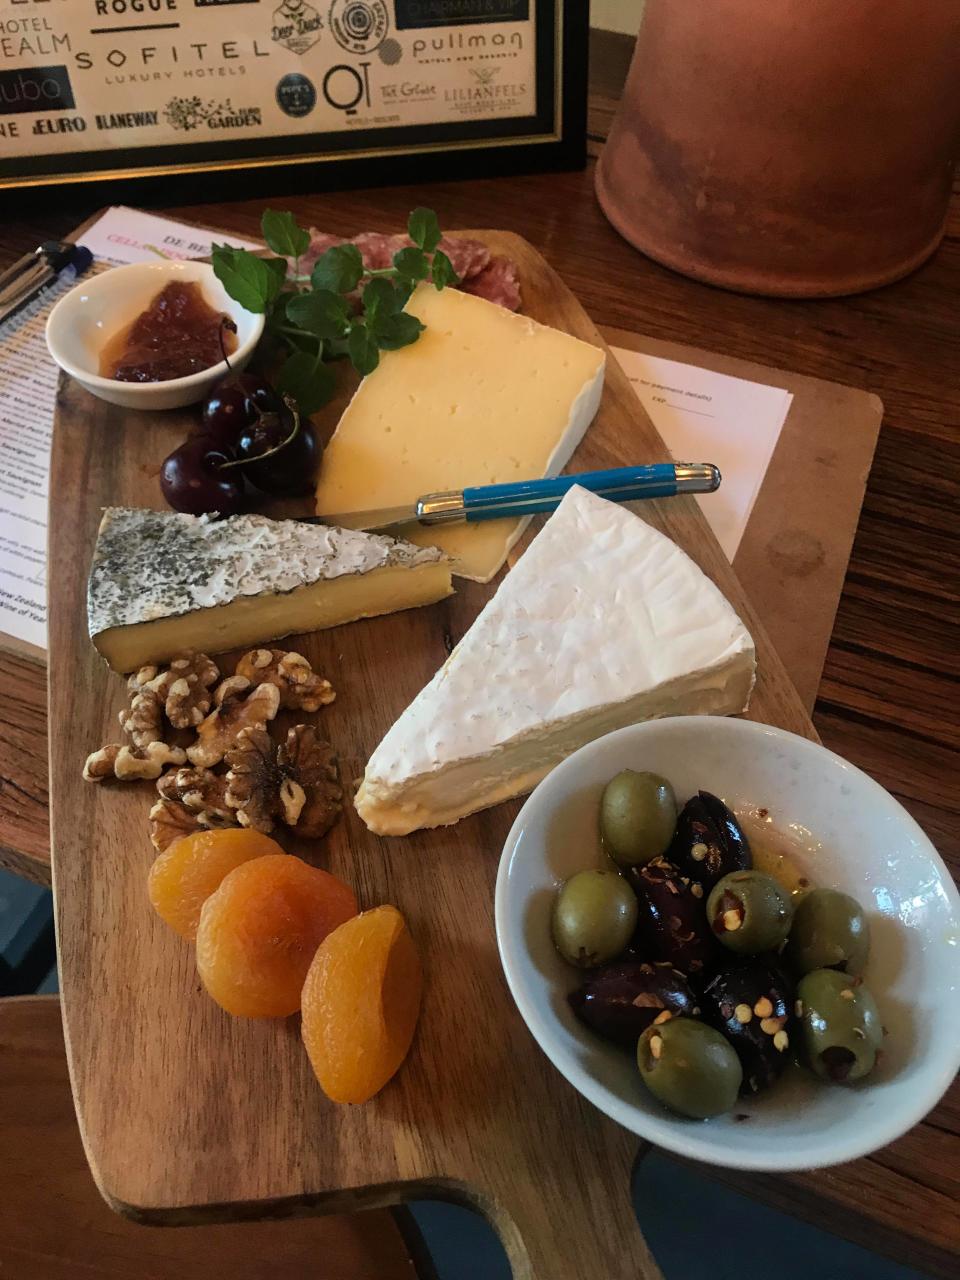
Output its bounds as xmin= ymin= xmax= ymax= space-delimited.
xmin=318 ymin=463 xmax=721 ymax=533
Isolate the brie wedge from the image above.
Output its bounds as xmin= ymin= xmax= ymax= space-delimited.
xmin=88 ymin=508 xmax=452 ymax=672
xmin=355 ymin=487 xmax=756 ymax=836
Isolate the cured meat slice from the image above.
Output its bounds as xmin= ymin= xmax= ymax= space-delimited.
xmin=298 ymin=230 xmax=516 ymax=307
xmin=303 ymin=231 xmax=491 ymax=278
xmin=460 ymin=256 xmax=522 ymax=311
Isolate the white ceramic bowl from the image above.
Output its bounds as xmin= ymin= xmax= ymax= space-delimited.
xmin=45 ymin=260 xmax=264 ymax=410
xmin=496 ymin=716 xmax=960 ymax=1172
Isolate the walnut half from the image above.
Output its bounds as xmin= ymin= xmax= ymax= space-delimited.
xmin=148 ymin=651 xmax=220 ymax=729
xmin=118 ymin=687 xmax=165 ymax=750
xmin=187 ymin=677 xmax=280 ymax=769
xmin=83 ymin=741 xmax=186 ymax=783
xmin=225 ymin=724 xmax=342 ymax=838
xmin=235 ymin=648 xmax=336 ymax=713
xmin=156 ymin=766 xmax=235 ymax=828
xmin=278 ymin=725 xmax=342 ymax=838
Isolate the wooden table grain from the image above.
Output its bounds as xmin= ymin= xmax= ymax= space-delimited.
xmin=0 ymin=26 xmax=957 ymax=1279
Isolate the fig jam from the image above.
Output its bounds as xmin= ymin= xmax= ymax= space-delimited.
xmin=100 ymin=281 xmax=236 ymax=383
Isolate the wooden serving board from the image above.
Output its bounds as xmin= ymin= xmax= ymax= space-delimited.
xmin=49 ymin=231 xmax=815 ymax=1280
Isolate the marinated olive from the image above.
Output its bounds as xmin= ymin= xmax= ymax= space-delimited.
xmin=628 ymin=857 xmax=718 ymax=975
xmin=637 ymin=1017 xmax=742 ymax=1119
xmin=569 ymin=960 xmax=698 ymax=1047
xmin=668 ymin=790 xmax=752 ymax=891
xmin=600 ymin=770 xmax=678 ymax=867
xmin=797 ymin=969 xmax=882 ymax=1083
xmin=701 ymin=958 xmax=796 ymax=1095
xmin=785 ymin=888 xmax=870 ymax=976
xmin=707 ymin=870 xmax=794 ymax=954
xmin=552 ymin=869 xmax=638 ymax=968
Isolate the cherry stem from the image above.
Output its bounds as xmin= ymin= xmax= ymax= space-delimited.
xmin=217 ymin=316 xmax=238 ymax=369
xmin=218 ymin=395 xmax=301 ymax=471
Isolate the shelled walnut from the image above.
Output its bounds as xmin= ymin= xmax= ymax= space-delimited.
xmin=225 ymin=724 xmax=342 ymax=838
xmin=84 ymin=741 xmax=186 ymax=783
xmin=149 ymin=796 xmax=202 ymax=851
xmin=136 ymin=651 xmax=220 ymax=729
xmin=118 ymin=687 xmax=165 ymax=750
xmin=156 ymin=766 xmax=235 ymax=827
xmin=187 ymin=677 xmax=280 ymax=769
xmin=235 ymin=649 xmax=336 ymax=713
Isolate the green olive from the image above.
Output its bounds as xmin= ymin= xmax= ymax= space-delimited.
xmin=707 ymin=870 xmax=794 ymax=954
xmin=637 ymin=1017 xmax=742 ymax=1119
xmin=785 ymin=888 xmax=870 ymax=976
xmin=552 ymin=869 xmax=638 ymax=968
xmin=797 ymin=969 xmax=882 ymax=1083
xmin=600 ymin=770 xmax=678 ymax=867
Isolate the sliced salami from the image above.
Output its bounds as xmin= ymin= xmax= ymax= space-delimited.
xmin=299 ymin=229 xmax=514 ymax=306
xmin=459 ymin=256 xmax=522 ymax=312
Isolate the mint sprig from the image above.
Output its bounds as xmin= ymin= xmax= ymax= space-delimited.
xmin=211 ymin=207 xmax=457 ymax=415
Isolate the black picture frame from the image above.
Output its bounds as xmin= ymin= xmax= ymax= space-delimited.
xmin=1 ymin=0 xmax=586 ymax=208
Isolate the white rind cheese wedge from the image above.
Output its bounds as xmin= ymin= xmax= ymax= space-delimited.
xmin=314 ymin=284 xmax=606 ymax=583
xmin=88 ymin=508 xmax=452 ymax=673
xmin=355 ymin=487 xmax=756 ymax=836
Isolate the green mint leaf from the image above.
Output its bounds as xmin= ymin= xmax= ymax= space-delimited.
xmin=392 ymin=246 xmax=429 ymax=283
xmin=261 ymin=208 xmax=311 ymax=259
xmin=211 ymin=244 xmax=279 ymax=314
xmin=348 ymin=322 xmax=380 ymax=377
xmin=374 ymin=311 xmax=425 ymax=351
xmin=407 ymin=207 xmax=441 ymax=254
xmin=430 ymin=249 xmax=459 ymax=290
xmin=311 ymin=243 xmax=364 ymax=294
xmin=286 ymin=288 xmax=350 ymax=339
xmin=263 ymin=256 xmax=289 ymax=294
xmin=274 ymin=350 xmax=336 ymax=416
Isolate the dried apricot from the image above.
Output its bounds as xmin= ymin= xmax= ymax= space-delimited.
xmin=196 ymin=854 xmax=357 ymax=1018
xmin=148 ymin=828 xmax=284 ymax=941
xmin=301 ymin=905 xmax=422 ymax=1104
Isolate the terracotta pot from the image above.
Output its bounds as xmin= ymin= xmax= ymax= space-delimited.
xmin=596 ymin=0 xmax=960 ymax=296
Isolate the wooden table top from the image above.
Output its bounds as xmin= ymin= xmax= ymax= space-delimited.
xmin=0 ymin=25 xmax=956 ymax=1279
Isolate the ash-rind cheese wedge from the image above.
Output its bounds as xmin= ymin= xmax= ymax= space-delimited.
xmin=314 ymin=284 xmax=606 ymax=584
xmin=87 ymin=508 xmax=453 ymax=673
xmin=355 ymin=487 xmax=756 ymax=836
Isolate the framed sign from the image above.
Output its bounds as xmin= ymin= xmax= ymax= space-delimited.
xmin=0 ymin=0 xmax=586 ymax=199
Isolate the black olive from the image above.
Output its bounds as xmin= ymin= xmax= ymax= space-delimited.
xmin=626 ymin=856 xmax=719 ymax=976
xmin=700 ymin=957 xmax=796 ymax=1095
xmin=568 ymin=960 xmax=698 ymax=1047
xmin=667 ymin=790 xmax=752 ymax=892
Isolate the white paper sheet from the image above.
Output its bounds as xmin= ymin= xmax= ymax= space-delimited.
xmin=0 ymin=208 xmax=258 ymax=654
xmin=612 ymin=347 xmax=793 ymax=561
xmin=76 ymin=206 xmax=258 ymax=266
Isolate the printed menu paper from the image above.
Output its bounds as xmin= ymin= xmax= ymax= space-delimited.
xmin=612 ymin=347 xmax=793 ymax=561
xmin=77 ymin=206 xmax=259 ymax=266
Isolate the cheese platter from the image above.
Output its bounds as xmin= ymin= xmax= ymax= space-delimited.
xmin=48 ymin=222 xmax=816 ymax=1280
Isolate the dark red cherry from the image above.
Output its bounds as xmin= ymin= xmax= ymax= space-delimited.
xmin=201 ymin=372 xmax=280 ymax=446
xmin=160 ymin=434 xmax=245 ymax=515
xmin=236 ymin=407 xmax=320 ymax=495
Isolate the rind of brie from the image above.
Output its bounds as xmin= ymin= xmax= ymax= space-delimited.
xmin=356 ymin=486 xmax=757 ymax=837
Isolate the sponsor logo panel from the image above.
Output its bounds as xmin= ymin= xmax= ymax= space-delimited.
xmin=0 ymin=65 xmax=75 ymax=116
xmin=329 ymin=0 xmax=389 ymax=55
xmin=276 ymin=70 xmax=316 ymax=116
